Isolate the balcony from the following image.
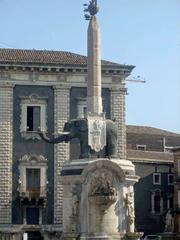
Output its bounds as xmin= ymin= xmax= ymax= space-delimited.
xmin=18 ymin=186 xmax=47 ymax=205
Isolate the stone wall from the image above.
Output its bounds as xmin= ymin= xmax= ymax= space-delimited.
xmin=0 ymin=84 xmax=13 ymax=224
xmin=111 ymin=84 xmax=126 ymax=159
xmin=54 ymin=86 xmax=70 ymax=224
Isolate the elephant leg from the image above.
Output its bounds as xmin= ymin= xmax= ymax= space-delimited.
xmin=106 ymin=144 xmax=117 ymax=158
xmin=79 ymin=139 xmax=90 ymax=159
xmin=106 ymin=136 xmax=118 ymax=158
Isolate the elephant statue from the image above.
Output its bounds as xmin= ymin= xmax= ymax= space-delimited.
xmin=39 ymin=118 xmax=118 ymax=159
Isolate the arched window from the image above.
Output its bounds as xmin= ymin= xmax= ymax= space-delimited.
xmin=151 ymin=189 xmax=163 ymax=214
xmin=154 ymin=195 xmax=161 ymax=213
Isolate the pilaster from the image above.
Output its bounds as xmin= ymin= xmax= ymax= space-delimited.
xmin=0 ymin=83 xmax=14 ymax=224
xmin=111 ymin=86 xmax=126 ymax=159
xmin=53 ymin=85 xmax=70 ymax=224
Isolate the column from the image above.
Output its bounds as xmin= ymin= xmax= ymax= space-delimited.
xmin=0 ymin=83 xmax=14 ymax=224
xmin=111 ymin=85 xmax=126 ymax=159
xmin=53 ymin=86 xmax=70 ymax=224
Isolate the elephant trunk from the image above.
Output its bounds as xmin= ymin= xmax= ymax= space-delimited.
xmin=39 ymin=131 xmax=70 ymax=144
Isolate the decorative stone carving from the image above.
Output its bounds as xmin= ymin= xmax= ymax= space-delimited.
xmin=88 ymin=112 xmax=106 ymax=152
xmin=89 ymin=171 xmax=117 ymax=204
xmin=165 ymin=210 xmax=173 ymax=232
xmin=72 ymin=195 xmax=79 ymax=217
xmin=125 ymin=192 xmax=135 ymax=233
xmin=20 ymin=93 xmax=47 ymax=104
xmin=19 ymin=154 xmax=47 ymax=164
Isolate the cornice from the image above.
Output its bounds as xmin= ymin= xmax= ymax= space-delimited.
xmin=0 ymin=63 xmax=133 ymax=77
xmin=128 ymin=157 xmax=174 ymax=165
xmin=52 ymin=84 xmax=71 ymax=90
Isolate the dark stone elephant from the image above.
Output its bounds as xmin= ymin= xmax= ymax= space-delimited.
xmin=39 ymin=118 xmax=118 ymax=159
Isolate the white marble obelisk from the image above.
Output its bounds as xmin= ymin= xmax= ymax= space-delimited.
xmin=87 ymin=16 xmax=102 ymax=114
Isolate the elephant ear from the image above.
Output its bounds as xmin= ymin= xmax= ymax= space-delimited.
xmin=75 ymin=119 xmax=88 ymax=132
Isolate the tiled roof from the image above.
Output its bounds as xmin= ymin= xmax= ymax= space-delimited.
xmin=127 ymin=149 xmax=174 ymax=162
xmin=126 ymin=125 xmax=180 ymax=137
xmin=0 ymin=48 xmax=134 ymax=69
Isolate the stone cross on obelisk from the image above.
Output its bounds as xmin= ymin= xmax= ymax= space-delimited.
xmin=84 ymin=0 xmax=106 ymax=153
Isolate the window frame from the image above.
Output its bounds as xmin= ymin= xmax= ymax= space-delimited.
xmin=18 ymin=154 xmax=47 ymax=199
xmin=151 ymin=189 xmax=163 ymax=214
xmin=136 ymin=144 xmax=147 ymax=151
xmin=153 ymin=173 xmax=161 ymax=185
xmin=20 ymin=94 xmax=47 ymax=140
xmin=168 ymin=173 xmax=174 ymax=186
xmin=21 ymin=103 xmax=46 ymax=132
xmin=26 ymin=168 xmax=41 ymax=190
xmin=167 ymin=196 xmax=174 ymax=209
xmin=76 ymin=98 xmax=87 ymax=118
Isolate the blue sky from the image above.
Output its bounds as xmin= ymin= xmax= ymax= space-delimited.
xmin=0 ymin=0 xmax=180 ymax=133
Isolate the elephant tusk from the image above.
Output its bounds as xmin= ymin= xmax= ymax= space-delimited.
xmin=58 ymin=132 xmax=70 ymax=135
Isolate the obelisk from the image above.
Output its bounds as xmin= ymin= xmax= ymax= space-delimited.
xmin=85 ymin=0 xmax=106 ymax=153
xmin=87 ymin=14 xmax=102 ymax=114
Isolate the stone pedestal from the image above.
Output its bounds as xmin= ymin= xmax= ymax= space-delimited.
xmin=61 ymin=158 xmax=141 ymax=240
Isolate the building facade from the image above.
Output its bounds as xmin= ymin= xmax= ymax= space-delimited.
xmin=173 ymin=147 xmax=180 ymax=235
xmin=126 ymin=126 xmax=180 ymax=235
xmin=0 ymin=48 xmax=180 ymax=239
xmin=0 ymin=48 xmax=133 ymax=240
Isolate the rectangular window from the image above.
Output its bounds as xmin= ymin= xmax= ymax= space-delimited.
xmin=168 ymin=174 xmax=174 ymax=185
xmin=167 ymin=197 xmax=173 ymax=209
xmin=26 ymin=208 xmax=39 ymax=225
xmin=76 ymin=99 xmax=87 ymax=118
xmin=20 ymin=94 xmax=47 ymax=139
xmin=26 ymin=168 xmax=40 ymax=197
xmin=27 ymin=106 xmax=40 ymax=131
xmin=153 ymin=173 xmax=161 ymax=185
xmin=136 ymin=145 xmax=146 ymax=151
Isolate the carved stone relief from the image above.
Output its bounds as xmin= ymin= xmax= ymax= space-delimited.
xmin=125 ymin=192 xmax=135 ymax=232
xmin=88 ymin=171 xmax=117 ymax=205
